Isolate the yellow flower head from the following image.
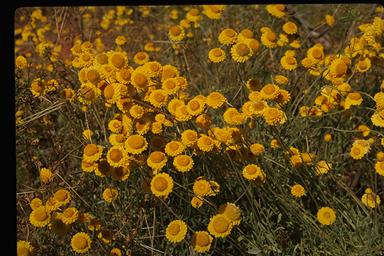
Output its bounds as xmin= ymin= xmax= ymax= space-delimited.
xmin=102 ymin=187 xmax=119 ymax=203
xmin=208 ymin=48 xmax=226 ymax=63
xmin=231 ymin=42 xmax=252 ymax=63
xmin=243 ymin=164 xmax=266 ymax=182
xmin=207 ymin=214 xmax=233 ymax=238
xmin=361 ymin=188 xmax=381 ymax=208
xmin=218 ymin=203 xmax=242 ymax=226
xmin=165 ymin=220 xmax=188 ymax=243
xmin=317 ymin=207 xmax=336 ymax=226
xmin=266 ymin=4 xmax=286 ymax=18
xmin=40 ymin=167 xmax=54 ymax=184
xmin=315 ymin=160 xmax=332 ymax=175
xmin=29 ymin=206 xmax=51 ymax=228
xmin=206 ymin=91 xmax=226 ymax=109
xmin=263 ymin=107 xmax=287 ymax=126
xmin=83 ymin=144 xmax=103 ymax=162
xmin=291 ymin=184 xmax=305 ymax=198
xmin=282 ymin=21 xmax=298 ymax=35
xmin=150 ymin=173 xmax=174 ymax=198
xmin=181 ymin=129 xmax=198 ymax=147
xmin=165 ymin=140 xmax=185 ymax=156
xmin=173 ymin=154 xmax=194 ymax=173
xmin=218 ymin=28 xmax=237 ymax=45
xmin=168 ymin=25 xmax=185 ymax=42
xmin=125 ymin=134 xmax=148 ymax=154
xmin=58 ymin=207 xmax=79 ymax=225
xmin=71 ymin=232 xmax=92 ymax=254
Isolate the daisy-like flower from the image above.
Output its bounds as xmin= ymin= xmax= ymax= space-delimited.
xmin=218 ymin=203 xmax=242 ymax=226
xmin=150 ymin=173 xmax=174 ymax=198
xmin=250 ymin=143 xmax=265 ymax=156
xmin=375 ymin=161 xmax=384 ymax=176
xmin=30 ymin=78 xmax=45 ymax=97
xmin=280 ymin=51 xmax=298 ymax=71
xmin=197 ymin=135 xmax=215 ymax=152
xmin=162 ymin=78 xmax=180 ymax=95
xmin=16 ymin=55 xmax=27 ymax=69
xmin=106 ymin=146 xmax=128 ymax=167
xmin=165 ymin=220 xmax=188 ymax=243
xmin=260 ymin=83 xmax=280 ymax=100
xmin=231 ymin=42 xmax=252 ymax=63
xmin=325 ymin=14 xmax=335 ymax=26
xmin=344 ymin=92 xmax=363 ymax=110
xmin=30 ymin=198 xmax=43 ymax=210
xmin=131 ymin=67 xmax=151 ymax=92
xmin=350 ymin=139 xmax=370 ymax=160
xmin=193 ymin=178 xmax=212 ymax=197
xmin=116 ymin=67 xmax=133 ymax=84
xmin=186 ymin=97 xmax=205 ymax=116
xmin=58 ymin=207 xmax=79 ymax=225
xmin=202 ymin=5 xmax=225 ymax=19
xmin=17 ymin=240 xmax=33 ymax=256
xmin=192 ymin=231 xmax=213 ymax=253
xmin=261 ymin=28 xmax=278 ymax=48
xmin=223 ymin=107 xmax=245 ymax=126
xmin=83 ymin=143 xmax=103 ymax=163
xmin=165 ymin=140 xmax=185 ymax=156
xmin=316 ymin=207 xmax=336 ymax=226
xmin=29 ymin=206 xmax=51 ymax=228
xmin=291 ymin=184 xmax=305 ymax=198
xmin=208 ymin=48 xmax=226 ymax=63
xmin=356 ymin=58 xmax=371 ymax=73
xmin=168 ymin=25 xmax=185 ymax=42
xmin=129 ymin=104 xmax=145 ymax=119
xmin=103 ymin=83 xmax=122 ymax=105
xmin=218 ymin=28 xmax=237 ymax=45
xmin=361 ymin=188 xmax=381 ymax=208
xmin=196 ymin=113 xmax=212 ymax=129
xmin=108 ymin=119 xmax=123 ymax=133
xmin=242 ymin=164 xmax=266 ymax=182
xmin=315 ymin=160 xmax=332 ymax=175
xmin=77 ymin=82 xmax=101 ymax=105
xmin=181 ymin=129 xmax=198 ymax=147
xmin=110 ymin=248 xmax=122 ymax=256
xmin=266 ymin=4 xmax=286 ymax=18
xmin=161 ymin=64 xmax=180 ymax=81
xmin=282 ymin=21 xmax=298 ymax=35
xmin=53 ymin=188 xmax=71 ymax=207
xmin=173 ymin=154 xmax=194 ymax=172
xmin=207 ymin=214 xmax=233 ymax=238
xmin=133 ymin=51 xmax=149 ymax=65
xmin=102 ymin=187 xmax=119 ymax=203
xmin=263 ymin=107 xmax=287 ymax=126
xmin=371 ymin=109 xmax=384 ymax=127
xmin=148 ymin=89 xmax=168 ymax=108
xmin=107 ymin=50 xmax=128 ymax=70
xmin=191 ymin=196 xmax=204 ymax=208
xmin=71 ymin=232 xmax=92 ymax=254
xmin=40 ymin=167 xmax=54 ymax=184
xmin=147 ymin=151 xmax=168 ymax=172
xmin=125 ymin=134 xmax=148 ymax=154
xmin=206 ymin=91 xmax=227 ymax=109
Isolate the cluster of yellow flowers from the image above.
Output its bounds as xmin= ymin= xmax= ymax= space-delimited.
xmin=16 ymin=5 xmax=384 ymax=255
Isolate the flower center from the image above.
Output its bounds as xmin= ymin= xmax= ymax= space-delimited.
xmin=84 ymin=144 xmax=99 ymax=156
xmin=212 ymin=216 xmax=229 ymax=233
xmin=110 ymin=149 xmax=123 ymax=162
xmin=168 ymin=223 xmax=181 ymax=236
xmin=236 ymin=43 xmax=250 ymax=57
xmin=153 ymin=177 xmax=168 ymax=191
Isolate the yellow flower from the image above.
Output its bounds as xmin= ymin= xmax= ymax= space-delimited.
xmin=165 ymin=220 xmax=188 ymax=243
xmin=375 ymin=161 xmax=384 ymax=176
xmin=280 ymin=54 xmax=298 ymax=71
xmin=181 ymin=129 xmax=198 ymax=147
xmin=16 ymin=55 xmax=27 ymax=69
xmin=150 ymin=173 xmax=174 ymax=198
xmin=208 ymin=48 xmax=226 ymax=63
xmin=202 ymin=5 xmax=225 ymax=19
xmin=260 ymin=83 xmax=280 ymax=100
xmin=261 ymin=29 xmax=277 ymax=48
xmin=361 ymin=188 xmax=381 ymax=208
xmin=111 ymin=165 xmax=130 ymax=181
xmin=350 ymin=139 xmax=370 ymax=159
xmin=39 ymin=167 xmax=54 ymax=184
xmin=307 ymin=45 xmax=325 ymax=63
xmin=30 ymin=78 xmax=45 ymax=97
xmin=173 ymin=154 xmax=194 ymax=173
xmin=77 ymin=83 xmax=101 ymax=105
xmin=125 ymin=134 xmax=148 ymax=154
xmin=207 ymin=214 xmax=233 ymax=238
xmin=165 ymin=140 xmax=185 ymax=156
xmin=274 ymin=75 xmax=289 ymax=85
xmin=131 ymin=67 xmax=151 ymax=92
xmin=325 ymin=14 xmax=335 ymax=26
xmin=315 ymin=160 xmax=332 ymax=175
xmin=231 ymin=42 xmax=252 ymax=63
xmin=102 ymin=187 xmax=119 ymax=203
xmin=317 ymin=207 xmax=336 ymax=226
xmin=263 ymin=107 xmax=287 ymax=126
xmin=191 ymin=196 xmax=204 ymax=208
xmin=344 ymin=92 xmax=363 ymax=110
xmin=250 ymin=143 xmax=265 ymax=156
xmin=133 ymin=51 xmax=149 ymax=65
xmin=282 ymin=21 xmax=297 ymax=35
xmin=71 ymin=232 xmax=92 ymax=254
xmin=371 ymin=109 xmax=384 ymax=127
xmin=110 ymin=248 xmax=122 ymax=256
xmin=168 ymin=25 xmax=185 ymax=41
xmin=357 ymin=124 xmax=370 ymax=137
xmin=218 ymin=28 xmax=237 ymax=45
xmin=107 ymin=50 xmax=128 ymax=70
xmin=223 ymin=107 xmax=245 ymax=126
xmin=266 ymin=4 xmax=286 ymax=18
xmin=206 ymin=91 xmax=226 ymax=109
xmin=187 ymin=97 xmax=206 ymax=116
xmin=29 ymin=206 xmax=51 ymax=228
xmin=197 ymin=135 xmax=215 ymax=152
xmin=58 ymin=207 xmax=79 ymax=225
xmin=106 ymin=146 xmax=127 ymax=167
xmin=83 ymin=144 xmax=103 ymax=162
xmin=108 ymin=119 xmax=123 ymax=133
xmin=17 ymin=240 xmax=34 ymax=255
xmin=53 ymin=189 xmax=71 ymax=207
xmin=147 ymin=151 xmax=168 ymax=172
xmin=196 ymin=113 xmax=212 ymax=129
xmin=30 ymin=198 xmax=43 ymax=211
xmin=218 ymin=203 xmax=241 ymax=226
xmin=115 ymin=35 xmax=126 ymax=46
xmin=356 ymin=58 xmax=371 ymax=73
xmin=291 ymin=184 xmax=305 ymax=198
xmin=148 ymin=89 xmax=168 ymax=108
xmin=242 ymin=164 xmax=266 ymax=182
xmin=82 ymin=129 xmax=93 ymax=141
